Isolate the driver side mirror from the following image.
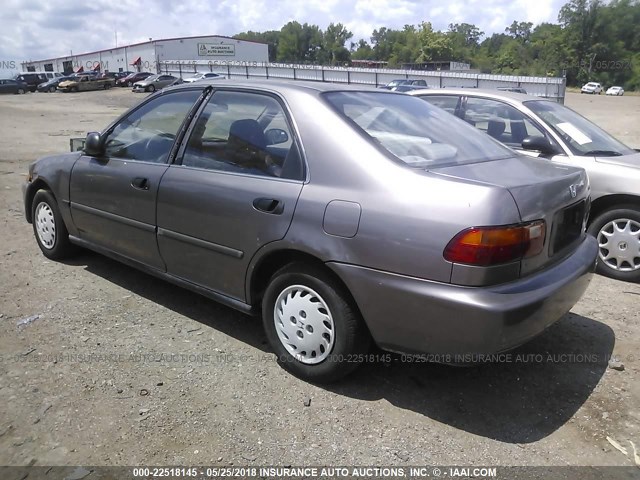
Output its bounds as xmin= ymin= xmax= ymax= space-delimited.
xmin=521 ymin=135 xmax=558 ymax=156
xmin=84 ymin=132 xmax=104 ymax=157
xmin=265 ymin=128 xmax=289 ymax=146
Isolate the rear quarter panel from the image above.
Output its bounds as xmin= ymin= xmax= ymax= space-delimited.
xmin=261 ymin=90 xmax=522 ymax=284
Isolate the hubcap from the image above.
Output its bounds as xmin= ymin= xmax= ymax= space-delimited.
xmin=35 ymin=202 xmax=56 ymax=249
xmin=597 ymin=218 xmax=640 ymax=272
xmin=273 ymin=285 xmax=335 ymax=364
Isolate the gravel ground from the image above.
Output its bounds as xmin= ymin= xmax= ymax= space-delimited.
xmin=0 ymin=89 xmax=638 ymax=470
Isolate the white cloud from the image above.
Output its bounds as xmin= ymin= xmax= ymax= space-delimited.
xmin=0 ymin=0 xmax=567 ymax=70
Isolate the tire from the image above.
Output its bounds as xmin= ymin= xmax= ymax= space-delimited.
xmin=17 ymin=88 xmax=25 ymax=94
xmin=262 ymin=263 xmax=371 ymax=383
xmin=49 ymin=86 xmax=56 ymax=93
xmin=147 ymin=85 xmax=155 ymax=92
xmin=73 ymin=86 xmax=79 ymax=92
xmin=127 ymin=81 xmax=133 ymax=87
xmin=587 ymin=206 xmax=640 ymax=282
xmin=31 ymin=190 xmax=76 ymax=260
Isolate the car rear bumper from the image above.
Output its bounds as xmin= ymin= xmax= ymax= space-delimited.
xmin=328 ymin=235 xmax=597 ymax=356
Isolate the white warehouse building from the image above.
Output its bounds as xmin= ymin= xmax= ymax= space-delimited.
xmin=21 ymin=35 xmax=268 ymax=76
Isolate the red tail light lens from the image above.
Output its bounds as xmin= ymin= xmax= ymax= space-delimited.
xmin=444 ymin=221 xmax=546 ymax=266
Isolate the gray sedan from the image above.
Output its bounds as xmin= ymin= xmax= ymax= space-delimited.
xmin=132 ymin=74 xmax=177 ymax=92
xmin=412 ymin=88 xmax=640 ymax=283
xmin=23 ymin=80 xmax=596 ymax=382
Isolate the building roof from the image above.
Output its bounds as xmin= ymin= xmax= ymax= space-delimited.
xmin=23 ymin=34 xmax=267 ymax=65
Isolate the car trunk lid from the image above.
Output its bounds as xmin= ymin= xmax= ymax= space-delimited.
xmin=430 ymin=155 xmax=589 ymax=276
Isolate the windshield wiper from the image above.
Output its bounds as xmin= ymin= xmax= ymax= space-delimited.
xmin=582 ymin=150 xmax=622 ymax=157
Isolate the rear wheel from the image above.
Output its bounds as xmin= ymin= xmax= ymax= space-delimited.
xmin=588 ymin=207 xmax=640 ymax=282
xmin=262 ymin=263 xmax=371 ymax=383
xmin=31 ymin=190 xmax=76 ymax=260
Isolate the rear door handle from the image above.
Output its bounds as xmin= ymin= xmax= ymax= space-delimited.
xmin=131 ymin=177 xmax=150 ymax=190
xmin=253 ymin=197 xmax=284 ymax=214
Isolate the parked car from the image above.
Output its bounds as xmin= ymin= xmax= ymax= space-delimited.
xmin=22 ymin=80 xmax=596 ymax=382
xmin=132 ymin=74 xmax=177 ymax=92
xmin=380 ymin=79 xmax=428 ymax=90
xmin=37 ymin=76 xmax=73 ymax=93
xmin=182 ymin=72 xmax=225 ymax=83
xmin=58 ymin=75 xmax=114 ymax=92
xmin=581 ymin=82 xmax=603 ymax=94
xmin=0 ymin=78 xmax=29 ymax=94
xmin=390 ymin=84 xmax=429 ymax=92
xmin=606 ymin=86 xmax=624 ymax=96
xmin=411 ymin=88 xmax=640 ymax=282
xmin=116 ymin=72 xmax=152 ymax=87
xmin=14 ymin=73 xmax=49 ymax=92
xmin=497 ymin=86 xmax=528 ymax=94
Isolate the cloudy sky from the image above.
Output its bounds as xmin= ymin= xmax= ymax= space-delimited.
xmin=0 ymin=0 xmax=567 ymax=74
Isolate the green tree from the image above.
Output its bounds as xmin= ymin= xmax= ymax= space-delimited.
xmin=350 ymin=39 xmax=374 ymax=60
xmin=417 ymin=22 xmax=453 ymax=62
xmin=234 ymin=30 xmax=280 ymax=62
xmin=323 ymin=23 xmax=353 ymax=65
xmin=448 ymin=23 xmax=484 ymax=62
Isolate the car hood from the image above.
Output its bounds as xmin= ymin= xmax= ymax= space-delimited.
xmin=595 ymin=151 xmax=640 ymax=169
xmin=58 ymin=80 xmax=77 ymax=86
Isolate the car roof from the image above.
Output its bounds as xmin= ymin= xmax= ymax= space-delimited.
xmin=165 ymin=78 xmax=385 ymax=95
xmin=407 ymin=87 xmax=552 ymax=104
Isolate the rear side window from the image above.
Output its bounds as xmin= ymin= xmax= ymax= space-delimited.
xmin=419 ymin=95 xmax=460 ymax=115
xmin=462 ymin=97 xmax=546 ymax=148
xmin=324 ymin=91 xmax=512 ymax=168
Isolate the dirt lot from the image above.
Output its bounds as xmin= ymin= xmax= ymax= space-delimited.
xmin=0 ymin=89 xmax=638 ymax=471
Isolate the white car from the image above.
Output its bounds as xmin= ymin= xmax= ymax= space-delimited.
xmin=182 ymin=72 xmax=225 ymax=83
xmin=581 ymin=82 xmax=603 ymax=94
xmin=606 ymin=86 xmax=624 ymax=96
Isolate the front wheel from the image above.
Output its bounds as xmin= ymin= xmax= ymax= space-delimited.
xmin=49 ymin=86 xmax=56 ymax=92
xmin=17 ymin=88 xmax=25 ymax=94
xmin=587 ymin=207 xmax=640 ymax=282
xmin=31 ymin=190 xmax=76 ymax=260
xmin=147 ymin=85 xmax=156 ymax=92
xmin=262 ymin=263 xmax=371 ymax=383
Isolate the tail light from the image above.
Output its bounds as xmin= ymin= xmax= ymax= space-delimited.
xmin=444 ymin=221 xmax=546 ymax=266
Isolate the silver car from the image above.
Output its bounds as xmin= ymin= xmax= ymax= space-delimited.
xmin=22 ymin=80 xmax=597 ymax=382
xmin=132 ymin=74 xmax=178 ymax=92
xmin=411 ymin=88 xmax=640 ymax=283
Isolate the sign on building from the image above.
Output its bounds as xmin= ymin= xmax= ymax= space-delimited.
xmin=197 ymin=43 xmax=235 ymax=56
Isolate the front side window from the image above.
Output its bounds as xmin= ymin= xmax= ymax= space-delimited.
xmin=181 ymin=90 xmax=303 ymax=179
xmin=324 ymin=91 xmax=513 ymax=168
xmin=462 ymin=97 xmax=546 ymax=148
xmin=525 ymin=100 xmax=634 ymax=157
xmin=103 ymin=90 xmax=202 ymax=163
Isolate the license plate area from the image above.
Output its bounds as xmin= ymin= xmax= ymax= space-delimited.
xmin=550 ymin=200 xmax=586 ymax=256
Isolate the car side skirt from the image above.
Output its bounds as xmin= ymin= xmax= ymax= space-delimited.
xmin=68 ymin=235 xmax=255 ymax=315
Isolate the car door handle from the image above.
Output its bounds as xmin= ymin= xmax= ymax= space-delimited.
xmin=131 ymin=177 xmax=150 ymax=190
xmin=253 ymin=198 xmax=284 ymax=214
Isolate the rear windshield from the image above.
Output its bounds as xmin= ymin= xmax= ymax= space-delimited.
xmin=323 ymin=91 xmax=513 ymax=168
